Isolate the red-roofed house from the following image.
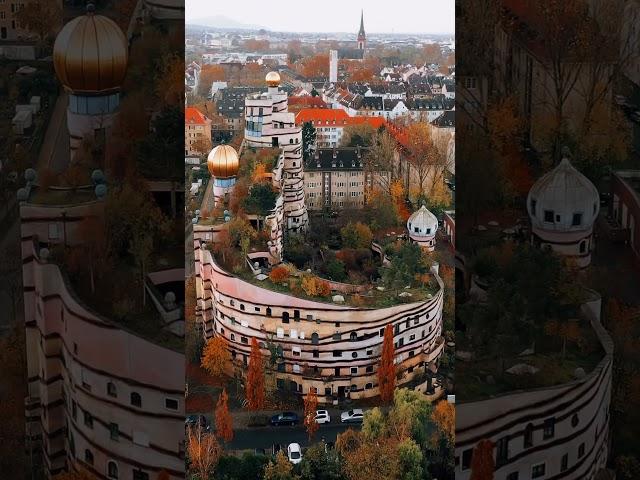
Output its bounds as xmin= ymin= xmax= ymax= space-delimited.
xmin=287 ymin=96 xmax=328 ymax=113
xmin=185 ymin=107 xmax=212 ymax=156
xmin=295 ymin=109 xmax=386 ymax=147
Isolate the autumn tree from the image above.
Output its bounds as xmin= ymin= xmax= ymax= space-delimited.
xmin=199 ymin=65 xmax=226 ymax=96
xmin=15 ymin=0 xmax=62 ymax=47
xmin=156 ymin=471 xmax=170 ymax=480
xmin=364 ymin=130 xmax=398 ymax=195
xmin=264 ymin=451 xmax=300 ymax=480
xmin=432 ymin=400 xmax=455 ymax=445
xmin=187 ymin=424 xmax=221 ymax=480
xmin=156 ymin=54 xmax=184 ymax=107
xmin=470 ymin=439 xmax=495 ymax=480
xmin=543 ymin=319 xmax=582 ymax=360
xmin=246 ymin=338 xmax=266 ymax=410
xmin=68 ymin=214 xmax=108 ymax=295
xmin=269 ymin=266 xmax=290 ymax=283
xmin=341 ymin=123 xmax=376 ymax=148
xmin=340 ymin=222 xmax=373 ymax=249
xmin=215 ymin=388 xmax=234 ymax=443
xmin=301 ymin=276 xmax=331 ymax=297
xmin=377 ymin=324 xmax=396 ymax=403
xmin=301 ymin=54 xmax=330 ymax=78
xmin=303 ymin=388 xmax=319 ymax=440
xmin=341 ymin=436 xmax=400 ymax=480
xmin=397 ymin=438 xmax=424 ymax=480
xmin=201 ymin=335 xmax=230 ymax=378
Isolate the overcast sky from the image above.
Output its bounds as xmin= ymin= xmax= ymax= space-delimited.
xmin=185 ymin=0 xmax=454 ymax=35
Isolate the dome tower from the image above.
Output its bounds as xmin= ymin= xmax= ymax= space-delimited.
xmin=526 ymin=150 xmax=600 ymax=267
xmin=53 ymin=3 xmax=128 ymax=162
xmin=207 ymin=144 xmax=239 ymax=205
xmin=407 ymin=205 xmax=439 ymax=251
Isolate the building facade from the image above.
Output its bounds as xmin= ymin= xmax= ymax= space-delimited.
xmin=456 ymin=294 xmax=612 ymax=480
xmin=244 ymin=72 xmax=309 ymax=232
xmin=611 ymin=171 xmax=640 ymax=264
xmin=20 ymin=197 xmax=185 ymax=480
xmin=185 ymin=107 xmax=212 ymax=157
xmin=195 ymin=240 xmax=445 ymax=404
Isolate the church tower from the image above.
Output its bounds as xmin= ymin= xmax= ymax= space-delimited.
xmin=357 ymin=10 xmax=366 ymax=51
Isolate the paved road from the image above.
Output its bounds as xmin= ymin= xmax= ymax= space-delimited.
xmin=226 ymin=423 xmax=359 ymax=451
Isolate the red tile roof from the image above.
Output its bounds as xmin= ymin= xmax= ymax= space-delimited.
xmin=295 ymin=109 xmax=386 ymax=130
xmin=288 ymin=96 xmax=327 ymax=108
xmin=185 ymin=107 xmax=210 ymax=125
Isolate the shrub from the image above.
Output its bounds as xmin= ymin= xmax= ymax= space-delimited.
xmin=269 ymin=266 xmax=289 ymax=283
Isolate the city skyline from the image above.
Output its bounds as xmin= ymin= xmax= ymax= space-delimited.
xmin=185 ymin=0 xmax=455 ymax=35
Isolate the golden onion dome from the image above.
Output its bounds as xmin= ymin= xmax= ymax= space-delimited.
xmin=207 ymin=145 xmax=239 ymax=178
xmin=53 ymin=4 xmax=128 ymax=94
xmin=265 ymin=71 xmax=281 ymax=87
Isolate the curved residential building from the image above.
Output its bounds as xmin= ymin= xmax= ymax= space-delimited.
xmin=527 ymin=154 xmax=600 ymax=267
xmin=21 ymin=194 xmax=185 ymax=479
xmin=244 ymin=72 xmax=309 ymax=233
xmin=194 ymin=240 xmax=445 ymax=403
xmin=456 ymin=294 xmax=613 ymax=480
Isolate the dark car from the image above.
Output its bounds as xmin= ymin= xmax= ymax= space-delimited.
xmin=185 ymin=414 xmax=210 ymax=431
xmin=270 ymin=411 xmax=299 ymax=426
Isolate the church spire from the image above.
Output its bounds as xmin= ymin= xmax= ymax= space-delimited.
xmin=357 ymin=9 xmax=366 ymax=51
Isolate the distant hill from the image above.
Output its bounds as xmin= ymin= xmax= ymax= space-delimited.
xmin=187 ymin=15 xmax=265 ymax=31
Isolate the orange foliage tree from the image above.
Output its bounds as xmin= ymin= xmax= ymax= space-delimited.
xmin=470 ymin=439 xmax=495 ymax=480
xmin=301 ymin=276 xmax=332 ymax=297
xmin=201 ymin=336 xmax=230 ymax=378
xmin=156 ymin=471 xmax=170 ymax=480
xmin=199 ymin=65 xmax=226 ymax=96
xmin=215 ymin=388 xmax=234 ymax=443
xmin=377 ymin=324 xmax=396 ymax=403
xmin=301 ymin=54 xmax=330 ymax=78
xmin=303 ymin=388 xmax=319 ymax=440
xmin=432 ymin=401 xmax=455 ymax=444
xmin=155 ymin=53 xmax=184 ymax=107
xmin=187 ymin=424 xmax=221 ymax=480
xmin=246 ymin=338 xmax=266 ymax=410
xmin=269 ymin=266 xmax=290 ymax=283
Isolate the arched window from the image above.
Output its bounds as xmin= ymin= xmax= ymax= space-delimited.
xmin=311 ymin=332 xmax=319 ymax=345
xmin=571 ymin=414 xmax=579 ymax=427
xmin=579 ymin=240 xmax=587 ymax=254
xmin=84 ymin=449 xmax=94 ymax=465
xmin=107 ymin=381 xmax=117 ymax=397
xmin=266 ymin=307 xmax=272 ymax=316
xmin=524 ymin=423 xmax=534 ymax=448
xmin=107 ymin=460 xmax=119 ymax=479
xmin=350 ymin=332 xmax=358 ymax=341
xmin=351 ymin=351 xmax=358 ymax=359
xmin=130 ymin=392 xmax=142 ymax=407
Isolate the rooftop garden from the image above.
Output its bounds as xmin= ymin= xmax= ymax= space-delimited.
xmin=456 ymin=242 xmax=605 ymax=402
xmin=46 ymin=180 xmax=184 ymax=351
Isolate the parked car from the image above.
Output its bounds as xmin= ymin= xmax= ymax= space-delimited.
xmin=185 ymin=414 xmax=210 ymax=431
xmin=287 ymin=443 xmax=303 ymax=464
xmin=315 ymin=410 xmax=331 ymax=424
xmin=270 ymin=411 xmax=299 ymax=426
xmin=340 ymin=408 xmax=364 ymax=423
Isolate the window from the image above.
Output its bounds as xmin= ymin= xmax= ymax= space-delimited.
xmin=561 ymin=453 xmax=568 ymax=472
xmin=365 ymin=382 xmax=373 ymax=389
xmin=133 ymin=471 xmax=150 ymax=480
xmin=282 ymin=312 xmax=290 ymax=323
xmin=107 ymin=460 xmax=118 ymax=478
xmin=84 ymin=449 xmax=94 ymax=465
xmin=367 ymin=349 xmax=373 ymax=356
xmin=313 ymin=349 xmax=319 ymax=358
xmin=366 ymin=365 xmax=374 ymax=373
xmin=241 ymin=336 xmax=248 ymax=344
xmin=333 ymin=332 xmax=342 ymax=340
xmin=352 ymin=351 xmax=358 ymax=358
xmin=579 ymin=240 xmax=586 ymax=253
xmin=350 ymin=332 xmax=357 ymax=341
xmin=165 ymin=398 xmax=179 ymax=411
xmin=572 ymin=213 xmax=582 ymax=226
xmin=311 ymin=332 xmax=319 ymax=344
xmin=131 ymin=392 xmax=142 ymax=407
xmin=461 ymin=449 xmax=473 ymax=470
xmin=266 ymin=307 xmax=272 ymax=316
xmin=110 ymin=422 xmax=119 ymax=440
xmin=107 ymin=381 xmax=117 ymax=397
xmin=506 ymin=473 xmax=519 ymax=480
xmin=544 ymin=210 xmax=554 ymax=223
xmin=524 ymin=423 xmax=533 ymax=448
xmin=350 ymin=367 xmax=358 ymax=374
xmin=496 ymin=437 xmax=509 ymax=466
xmin=578 ymin=442 xmax=585 ymax=458
xmin=333 ymin=350 xmax=342 ymax=357
xmin=531 ymin=463 xmax=545 ymax=478
xmin=571 ymin=414 xmax=579 ymax=427
xmin=84 ymin=411 xmax=93 ymax=428
xmin=543 ymin=418 xmax=555 ymax=439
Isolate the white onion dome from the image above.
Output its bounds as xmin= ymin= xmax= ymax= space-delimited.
xmin=527 ymin=157 xmax=600 ymax=232
xmin=207 ymin=144 xmax=239 ymax=178
xmin=407 ymin=205 xmax=438 ymax=237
